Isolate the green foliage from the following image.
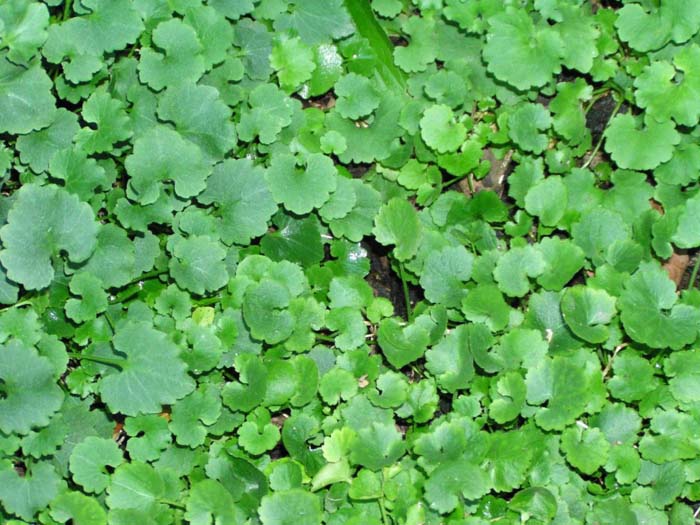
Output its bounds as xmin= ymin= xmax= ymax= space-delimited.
xmin=1 ymin=2 xmax=699 ymax=524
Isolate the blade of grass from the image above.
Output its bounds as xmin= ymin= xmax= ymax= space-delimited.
xmin=343 ymin=0 xmax=407 ymax=93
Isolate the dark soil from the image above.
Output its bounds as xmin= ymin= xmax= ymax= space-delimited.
xmin=362 ymin=237 xmax=423 ymax=320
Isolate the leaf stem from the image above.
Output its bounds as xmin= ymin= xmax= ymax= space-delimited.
xmin=62 ymin=0 xmax=73 ymax=20
xmin=0 ymin=299 xmax=33 ymax=312
xmin=581 ymin=96 xmax=624 ymax=170
xmin=67 ymin=351 xmax=125 ymax=369
xmin=193 ymin=295 xmax=222 ymax=306
xmin=379 ymin=472 xmax=390 ymax=525
xmin=687 ymin=255 xmax=700 ymax=290
xmin=398 ymin=263 xmax=413 ymax=322
xmin=108 ymin=269 xmax=168 ymax=304
xmin=159 ymin=499 xmax=187 ymax=511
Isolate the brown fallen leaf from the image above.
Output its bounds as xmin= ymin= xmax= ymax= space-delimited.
xmin=663 ymin=252 xmax=689 ymax=288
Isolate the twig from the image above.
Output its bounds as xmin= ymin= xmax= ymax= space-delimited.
xmin=581 ymin=97 xmax=624 ymax=170
xmin=602 ymin=343 xmax=627 ymax=379
xmin=687 ymin=255 xmax=700 ymax=290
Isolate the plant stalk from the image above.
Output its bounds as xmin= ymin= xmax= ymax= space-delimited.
xmin=67 ymin=351 xmax=125 ymax=369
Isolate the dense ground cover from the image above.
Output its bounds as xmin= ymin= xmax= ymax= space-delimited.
xmin=1 ymin=0 xmax=700 ymax=523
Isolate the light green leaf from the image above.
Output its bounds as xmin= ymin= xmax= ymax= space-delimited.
xmin=493 ymin=245 xmax=546 ymax=297
xmin=619 ymin=261 xmax=700 ymax=350
xmin=334 ymin=73 xmax=380 ymax=120
xmin=168 ymin=235 xmax=229 ymax=295
xmin=271 ymin=34 xmax=315 ymax=92
xmin=266 ymin=153 xmax=337 ymax=215
xmin=420 ymin=104 xmax=467 ymax=154
xmin=561 ymin=286 xmax=617 ymax=344
xmin=483 ymin=8 xmax=562 ymax=91
xmin=508 ymin=103 xmax=552 ymax=154
xmin=259 ymin=489 xmax=321 ymax=525
xmin=373 ymin=198 xmax=422 ymax=261
xmin=604 ymin=113 xmax=680 ymax=171
xmin=420 ymin=246 xmax=473 ymax=308
xmin=50 ymin=491 xmax=107 ymax=525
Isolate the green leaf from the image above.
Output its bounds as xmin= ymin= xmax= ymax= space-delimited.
xmin=524 ymin=176 xmax=567 ymax=226
xmin=377 ymin=317 xmax=429 ymax=369
xmin=15 ymin=108 xmax=79 ymax=173
xmin=635 ymin=45 xmax=700 ymax=127
xmin=198 ymin=158 xmax=278 ymax=245
xmin=420 ymin=104 xmax=467 ymax=154
xmin=170 ymin=385 xmax=221 ymax=448
xmin=393 ymin=15 xmax=436 ymax=73
xmin=615 ymin=1 xmax=700 ymax=52
xmin=350 ymin=421 xmax=405 ymax=470
xmin=0 ymin=461 xmax=61 ymax=521
xmin=509 ymin=487 xmax=557 ymax=522
xmin=424 ymin=458 xmax=491 ymax=514
xmin=98 ymin=321 xmax=195 ymax=416
xmin=266 ymin=153 xmax=337 ymax=214
xmin=561 ymin=425 xmax=610 ymax=475
xmin=50 ymin=491 xmax=107 ymax=525
xmin=65 ymin=273 xmax=108 ymax=323
xmin=49 ymin=147 xmax=111 ymax=201
xmin=261 ymin=213 xmax=325 ymax=268
xmin=527 ymin=348 xmax=606 ymax=431
xmin=259 ymin=489 xmax=321 ymax=525
xmin=186 ymin=479 xmax=244 ymax=525
xmin=125 ymin=125 xmax=212 ymax=205
xmin=138 ymin=18 xmax=204 ymax=90
xmin=0 ymin=340 xmax=64 ymax=435
xmin=0 ymin=184 xmax=98 ymax=291
xmin=75 ymin=86 xmax=132 ymax=154
xmin=69 ymin=436 xmax=123 ymax=493
xmin=157 ymin=81 xmax=236 ymax=161
xmin=425 ymin=325 xmax=475 ymax=393
xmin=124 ymin=415 xmax=171 ymax=462
xmin=343 ymin=0 xmax=406 ymax=91
xmin=0 ymin=56 xmax=56 ymax=134
xmin=571 ymin=207 xmax=630 ymax=266
xmin=334 ymin=73 xmax=380 ymax=119
xmin=508 ymin=103 xmax=552 ymax=154
xmin=319 ymin=367 xmax=358 ymax=405
xmin=493 ymin=245 xmax=546 ymax=297
xmin=619 ymin=261 xmax=700 ymax=350
xmin=105 ymin=462 xmax=181 ymax=512
xmin=483 ymin=8 xmax=562 ymax=91
xmin=561 ymin=286 xmax=617 ymax=344
xmin=0 ymin=1 xmax=49 ymax=64
xmin=604 ymin=113 xmax=680 ymax=171
xmin=536 ymin=237 xmax=585 ymax=291
xmin=461 ymin=284 xmax=512 ymax=332
xmin=608 ymin=350 xmax=657 ymax=403
xmin=551 ymin=79 xmax=592 ymax=145
xmin=238 ymin=83 xmax=295 ymax=144
xmin=168 ymin=235 xmax=229 ymax=295
xmin=275 ymin=0 xmax=353 ymax=44
xmin=373 ymin=197 xmax=422 ymax=261
xmin=489 ymin=371 xmax=526 ymax=424
xmin=271 ymin=35 xmax=316 ymax=92
xmin=419 ymin=245 xmax=473 ymax=308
